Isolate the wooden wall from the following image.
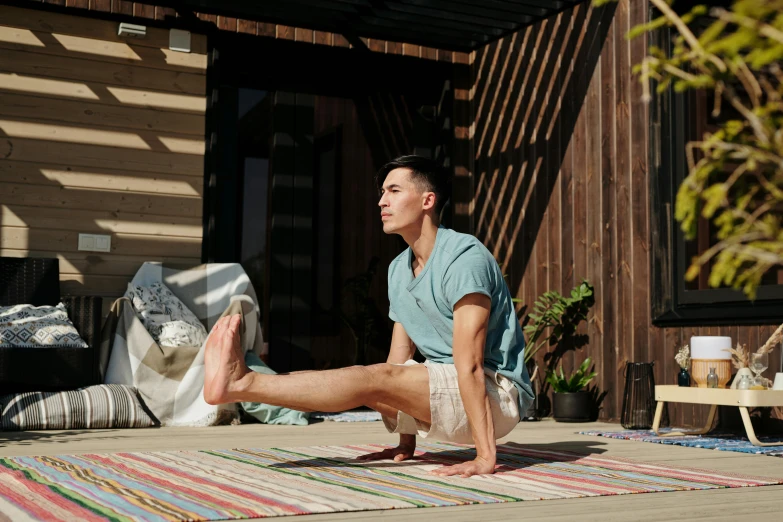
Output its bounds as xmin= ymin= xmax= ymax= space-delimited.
xmin=469 ymin=0 xmax=781 ymax=426
xmin=19 ymin=0 xmax=464 ymax=63
xmin=0 ymin=5 xmax=206 ymax=297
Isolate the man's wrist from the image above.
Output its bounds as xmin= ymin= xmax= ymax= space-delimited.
xmin=399 ymin=434 xmax=416 ymax=448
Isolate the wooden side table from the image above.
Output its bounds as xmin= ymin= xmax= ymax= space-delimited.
xmin=653 ymin=385 xmax=783 ymax=447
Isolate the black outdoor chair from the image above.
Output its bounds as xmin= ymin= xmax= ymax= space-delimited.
xmin=0 ymin=257 xmax=108 ymax=394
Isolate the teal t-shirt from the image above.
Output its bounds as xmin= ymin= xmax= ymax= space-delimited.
xmin=387 ymin=226 xmax=534 ymax=415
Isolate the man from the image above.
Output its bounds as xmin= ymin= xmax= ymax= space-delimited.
xmin=204 ymin=155 xmax=534 ymax=478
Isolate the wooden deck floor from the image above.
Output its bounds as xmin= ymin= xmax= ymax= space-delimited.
xmin=3 ymin=419 xmax=783 ymax=521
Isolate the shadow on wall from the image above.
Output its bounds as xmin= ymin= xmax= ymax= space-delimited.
xmin=0 ymin=9 xmax=206 ymax=299
xmin=467 ymin=2 xmax=617 ymax=285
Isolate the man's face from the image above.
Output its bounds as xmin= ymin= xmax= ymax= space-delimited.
xmin=378 ymin=168 xmax=431 ymax=234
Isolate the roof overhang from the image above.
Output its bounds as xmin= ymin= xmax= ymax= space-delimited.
xmin=138 ymin=0 xmax=585 ymax=52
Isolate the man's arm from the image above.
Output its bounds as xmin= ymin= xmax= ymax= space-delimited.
xmin=357 ymin=322 xmax=417 ymax=462
xmin=431 ymin=293 xmax=496 ymax=477
xmin=387 ymin=322 xmax=416 ymax=364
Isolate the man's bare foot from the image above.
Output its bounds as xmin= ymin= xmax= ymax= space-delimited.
xmin=203 ymin=315 xmax=252 ymax=405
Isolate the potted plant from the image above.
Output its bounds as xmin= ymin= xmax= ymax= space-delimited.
xmin=520 ymin=280 xmax=594 ymax=419
xmin=545 ymin=357 xmax=597 ymax=422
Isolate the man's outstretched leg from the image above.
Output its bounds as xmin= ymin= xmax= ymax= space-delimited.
xmin=204 ymin=315 xmax=431 ymax=422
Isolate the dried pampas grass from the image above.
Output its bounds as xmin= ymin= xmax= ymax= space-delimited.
xmin=726 ymin=342 xmax=749 ymax=369
xmin=757 ymin=322 xmax=783 ymax=356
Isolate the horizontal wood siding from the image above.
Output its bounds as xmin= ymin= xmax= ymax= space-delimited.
xmin=471 ymin=0 xmax=781 ymax=426
xmin=19 ymin=0 xmax=465 ymax=63
xmin=0 ymin=5 xmax=206 ymax=297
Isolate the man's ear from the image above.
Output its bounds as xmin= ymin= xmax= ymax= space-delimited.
xmin=422 ymin=192 xmax=437 ymax=211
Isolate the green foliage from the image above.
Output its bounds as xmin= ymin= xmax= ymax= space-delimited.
xmin=594 ymin=0 xmax=783 ymax=299
xmin=522 ymin=280 xmax=595 ymax=365
xmin=545 ymin=357 xmax=598 ymax=393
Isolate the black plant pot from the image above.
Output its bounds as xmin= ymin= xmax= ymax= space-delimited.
xmin=552 ymin=391 xmax=591 ymax=422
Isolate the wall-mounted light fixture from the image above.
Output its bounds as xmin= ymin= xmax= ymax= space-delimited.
xmin=118 ymin=22 xmax=146 ymax=38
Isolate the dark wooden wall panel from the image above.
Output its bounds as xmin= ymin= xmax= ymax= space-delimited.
xmin=470 ymin=0 xmax=781 ymax=426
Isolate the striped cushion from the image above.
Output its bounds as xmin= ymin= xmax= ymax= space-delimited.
xmin=0 ymin=384 xmax=157 ymax=431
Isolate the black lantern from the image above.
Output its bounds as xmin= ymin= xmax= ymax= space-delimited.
xmin=621 ymin=362 xmax=657 ymax=430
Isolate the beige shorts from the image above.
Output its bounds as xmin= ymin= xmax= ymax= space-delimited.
xmin=382 ymin=359 xmax=520 ymax=444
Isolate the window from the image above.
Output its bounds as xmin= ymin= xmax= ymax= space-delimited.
xmin=649 ymin=15 xmax=783 ymax=326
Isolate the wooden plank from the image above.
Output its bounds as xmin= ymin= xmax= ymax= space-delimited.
xmin=196 ymin=13 xmax=217 ymax=25
xmin=600 ymin=15 xmax=617 ymax=420
xmin=0 ymin=160 xmax=203 ymax=194
xmin=258 ymin=23 xmax=276 ymax=38
xmin=277 ymin=25 xmax=295 ymax=40
xmin=0 ymin=182 xmax=202 ymax=217
xmin=60 ymin=274 xmax=135 ymax=296
xmin=295 ymin=28 xmax=314 ymax=43
xmin=571 ymin=69 xmax=588 ymax=381
xmin=560 ymin=121 xmax=574 ymax=296
xmin=630 ymin=0 xmax=650 ymax=367
xmin=154 ymin=7 xmax=177 ymax=20
xmin=217 ymin=16 xmax=238 ymax=32
xmin=314 ymin=31 xmax=331 ymax=46
xmin=0 ymin=73 xmax=206 ymax=113
xmin=420 ymin=46 xmax=437 ymax=60
xmin=0 ymin=227 xmax=202 ymax=257
xmin=585 ymin=61 xmax=603 ymax=412
xmin=0 ymin=27 xmax=207 ymax=72
xmin=386 ymin=40 xmax=402 ymax=54
xmin=0 ymin=249 xmax=200 ymax=276
xmin=0 ymin=5 xmax=207 ymax=54
xmin=66 ymin=0 xmax=89 ymax=8
xmin=0 ymin=118 xmax=204 ymax=155
xmin=614 ymin=0 xmax=634 ymax=407
xmin=1 ymin=205 xmax=202 ymax=238
xmin=333 ymin=34 xmax=350 ymax=48
xmin=132 ymin=4 xmax=155 ymax=19
xmin=0 ymin=138 xmax=203 ymax=176
xmin=90 ymin=0 xmax=111 ymax=11
xmin=0 ymin=49 xmax=206 ymax=96
xmin=0 ymin=93 xmax=205 ymax=136
xmin=368 ymin=39 xmax=385 ymax=53
xmin=237 ymin=19 xmax=257 ymax=35
xmin=111 ymin=1 xmax=133 ymax=17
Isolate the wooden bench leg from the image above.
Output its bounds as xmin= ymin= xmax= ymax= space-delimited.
xmin=739 ymin=407 xmax=781 ymax=447
xmin=654 ymin=403 xmax=717 ymax=437
xmin=652 ymin=401 xmax=665 ymax=434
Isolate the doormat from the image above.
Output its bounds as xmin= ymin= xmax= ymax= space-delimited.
xmin=2 ymin=441 xmax=781 ymax=521
xmin=580 ymin=429 xmax=783 ymax=457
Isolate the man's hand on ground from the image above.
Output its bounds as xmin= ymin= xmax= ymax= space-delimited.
xmin=356 ymin=435 xmax=416 ymax=462
xmin=430 ymin=456 xmax=496 ymax=478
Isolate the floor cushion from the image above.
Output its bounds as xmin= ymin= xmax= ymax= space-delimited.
xmin=0 ymin=384 xmax=157 ymax=430
xmin=0 ymin=303 xmax=88 ymax=349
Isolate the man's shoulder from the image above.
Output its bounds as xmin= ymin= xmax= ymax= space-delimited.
xmin=438 ymin=228 xmax=493 ymax=264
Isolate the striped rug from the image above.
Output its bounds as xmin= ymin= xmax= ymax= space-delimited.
xmin=1 ymin=441 xmax=780 ymax=521
xmin=581 ymin=429 xmax=783 ymax=456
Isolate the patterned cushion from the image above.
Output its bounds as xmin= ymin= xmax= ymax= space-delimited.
xmin=0 ymin=303 xmax=88 ymax=348
xmin=0 ymin=384 xmax=157 ymax=430
xmin=125 ymin=282 xmax=208 ymax=347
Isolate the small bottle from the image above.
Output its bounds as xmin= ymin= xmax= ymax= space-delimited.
xmin=707 ymin=367 xmax=719 ymax=388
xmin=737 ymin=374 xmax=752 ymax=390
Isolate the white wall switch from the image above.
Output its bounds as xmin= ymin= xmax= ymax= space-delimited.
xmin=78 ymin=233 xmax=111 ymax=253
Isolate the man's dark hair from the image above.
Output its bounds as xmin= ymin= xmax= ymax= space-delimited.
xmin=375 ymin=155 xmax=452 ymax=216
